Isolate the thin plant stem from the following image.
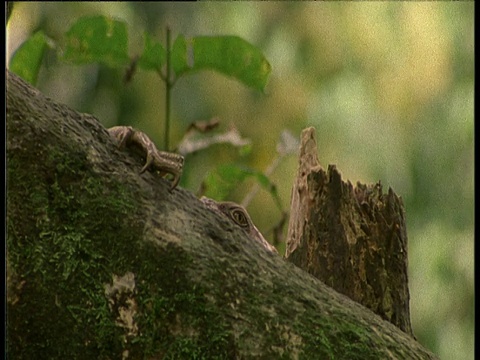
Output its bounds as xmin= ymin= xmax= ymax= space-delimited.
xmin=165 ymin=26 xmax=172 ymax=151
xmin=241 ymin=154 xmax=285 ymax=211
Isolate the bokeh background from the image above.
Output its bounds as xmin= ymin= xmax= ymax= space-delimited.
xmin=7 ymin=2 xmax=474 ymax=359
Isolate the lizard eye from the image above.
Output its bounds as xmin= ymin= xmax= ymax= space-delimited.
xmin=230 ymin=208 xmax=249 ymax=228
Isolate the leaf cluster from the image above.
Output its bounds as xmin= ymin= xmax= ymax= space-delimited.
xmin=10 ymin=15 xmax=271 ymax=92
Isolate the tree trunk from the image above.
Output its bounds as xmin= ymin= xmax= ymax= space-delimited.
xmin=6 ymin=70 xmax=437 ymax=359
xmin=285 ymin=128 xmax=413 ymax=337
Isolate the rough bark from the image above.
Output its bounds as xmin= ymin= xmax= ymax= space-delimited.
xmin=6 ymin=70 xmax=437 ymax=359
xmin=285 ymin=128 xmax=413 ymax=337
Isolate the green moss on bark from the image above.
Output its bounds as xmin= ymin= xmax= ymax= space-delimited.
xmin=132 ymin=246 xmax=235 ymax=359
xmin=7 ymin=140 xmax=141 ymax=358
xmin=7 ymin=136 xmax=236 ymax=359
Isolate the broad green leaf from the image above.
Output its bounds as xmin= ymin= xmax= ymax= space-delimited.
xmin=62 ymin=15 xmax=129 ymax=67
xmin=9 ymin=31 xmax=48 ymax=85
xmin=171 ymin=35 xmax=189 ymax=75
xmin=138 ymin=32 xmax=166 ymax=71
xmin=203 ymin=164 xmax=279 ymax=204
xmin=203 ymin=164 xmax=252 ymax=200
xmin=173 ymin=35 xmax=271 ymax=92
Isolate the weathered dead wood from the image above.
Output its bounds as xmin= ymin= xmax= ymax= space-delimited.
xmin=285 ymin=127 xmax=413 ymax=336
xmin=7 ymin=70 xmax=434 ymax=359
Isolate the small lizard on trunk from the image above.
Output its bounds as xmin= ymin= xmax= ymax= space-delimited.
xmin=108 ymin=126 xmax=184 ymax=190
xmin=108 ymin=126 xmax=277 ymax=253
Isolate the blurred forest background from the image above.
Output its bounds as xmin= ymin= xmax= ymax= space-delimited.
xmin=7 ymin=2 xmax=473 ymax=359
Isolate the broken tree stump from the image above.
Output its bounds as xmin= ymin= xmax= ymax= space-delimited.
xmin=285 ymin=127 xmax=413 ymax=337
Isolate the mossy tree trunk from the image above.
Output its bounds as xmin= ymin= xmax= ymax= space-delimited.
xmin=6 ymin=70 xmax=437 ymax=359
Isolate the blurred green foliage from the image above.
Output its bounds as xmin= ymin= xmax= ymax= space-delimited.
xmin=172 ymin=34 xmax=271 ymax=90
xmin=62 ymin=15 xmax=130 ymax=67
xmin=9 ymin=13 xmax=271 ymax=153
xmin=6 ymin=2 xmax=473 ymax=359
xmin=8 ymin=30 xmax=48 ymax=85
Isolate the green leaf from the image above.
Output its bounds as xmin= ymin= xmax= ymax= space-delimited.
xmin=203 ymin=164 xmax=251 ymax=201
xmin=203 ymin=164 xmax=279 ymax=203
xmin=9 ymin=31 xmax=48 ymax=85
xmin=171 ymin=34 xmax=189 ymax=75
xmin=138 ymin=32 xmax=166 ymax=71
xmin=62 ymin=15 xmax=129 ymax=67
xmin=173 ymin=35 xmax=271 ymax=92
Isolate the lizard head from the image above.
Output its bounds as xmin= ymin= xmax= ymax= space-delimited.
xmin=200 ymin=197 xmax=277 ymax=253
xmin=217 ymin=202 xmax=252 ymax=229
